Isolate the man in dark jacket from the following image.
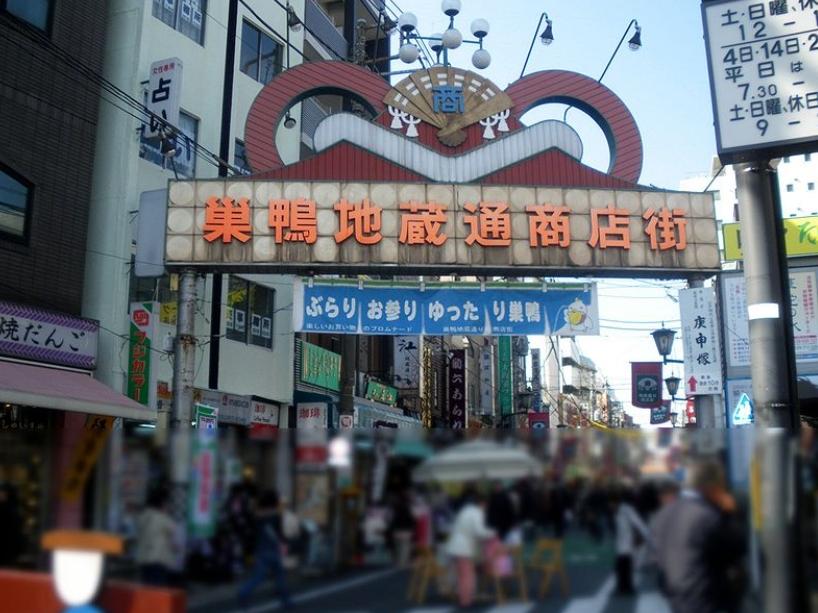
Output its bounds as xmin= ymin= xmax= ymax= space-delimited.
xmin=651 ymin=458 xmax=746 ymax=613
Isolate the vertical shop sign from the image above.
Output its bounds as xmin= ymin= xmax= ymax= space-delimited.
xmin=790 ymin=271 xmax=818 ymax=360
xmin=249 ymin=400 xmax=279 ymax=441
xmin=146 ymin=57 xmax=183 ymax=139
xmin=420 ymin=342 xmax=433 ymax=427
xmin=497 ymin=337 xmax=513 ymax=416
xmin=631 ymin=362 xmax=663 ymax=408
xmin=189 ymin=403 xmax=218 ymax=538
xmin=296 ymin=403 xmax=328 ymax=468
xmin=448 ymin=349 xmax=466 ymax=429
xmin=680 ymin=287 xmax=724 ymax=395
xmin=531 ymin=348 xmax=543 ymax=413
xmin=479 ymin=344 xmax=495 ymax=416
xmin=128 ymin=303 xmax=156 ymax=406
xmin=393 ymin=336 xmax=420 ymax=389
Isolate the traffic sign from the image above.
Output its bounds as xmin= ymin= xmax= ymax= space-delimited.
xmin=733 ymin=393 xmax=755 ymax=426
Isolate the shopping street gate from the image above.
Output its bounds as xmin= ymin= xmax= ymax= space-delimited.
xmin=162 ymin=62 xmax=718 ymax=280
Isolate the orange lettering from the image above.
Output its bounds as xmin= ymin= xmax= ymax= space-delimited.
xmin=643 ymin=208 xmax=687 ymax=251
xmin=399 ymin=201 xmax=448 ymax=246
xmin=464 ymin=201 xmax=511 ymax=247
xmin=203 ymin=196 xmax=252 ymax=243
xmin=334 ymin=198 xmax=382 ymax=245
xmin=588 ymin=206 xmax=631 ymax=249
xmin=268 ymin=198 xmax=317 ymax=244
xmin=526 ymin=204 xmax=571 ymax=247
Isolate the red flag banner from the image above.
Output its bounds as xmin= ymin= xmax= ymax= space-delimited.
xmin=632 ymin=362 xmax=663 ymax=408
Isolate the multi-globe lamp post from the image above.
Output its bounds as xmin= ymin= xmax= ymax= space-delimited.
xmin=396 ymin=0 xmax=493 ymax=70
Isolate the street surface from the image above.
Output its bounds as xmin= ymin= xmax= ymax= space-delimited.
xmin=189 ymin=534 xmax=671 ymax=613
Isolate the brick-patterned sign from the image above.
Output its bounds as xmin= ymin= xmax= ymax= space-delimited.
xmin=0 ymin=301 xmax=98 ymax=369
xmin=165 ymin=182 xmax=719 ymax=277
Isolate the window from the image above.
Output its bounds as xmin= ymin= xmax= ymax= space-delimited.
xmin=240 ymin=20 xmax=282 ymax=85
xmin=140 ymin=110 xmax=198 ymax=177
xmin=787 ymin=184 xmax=794 ymax=192
xmin=0 ymin=165 xmax=31 ymax=240
xmin=226 ymin=276 xmax=274 ymax=349
xmin=152 ymin=0 xmax=205 ymax=45
xmin=234 ymin=139 xmax=252 ymax=175
xmin=809 ymin=183 xmax=815 ymax=191
xmin=3 ymin=0 xmax=51 ymax=30
xmin=784 ymin=157 xmax=791 ymax=163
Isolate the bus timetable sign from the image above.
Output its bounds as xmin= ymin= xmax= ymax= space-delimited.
xmin=702 ymin=0 xmax=818 ymax=162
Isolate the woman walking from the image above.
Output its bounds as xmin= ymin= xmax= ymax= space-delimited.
xmin=445 ymin=486 xmax=496 ymax=608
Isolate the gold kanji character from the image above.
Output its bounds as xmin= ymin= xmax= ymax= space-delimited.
xmin=268 ymin=198 xmax=317 ymax=244
xmin=203 ymin=196 xmax=252 ymax=243
xmin=464 ymin=201 xmax=511 ymax=247
xmin=399 ymin=201 xmax=448 ymax=245
xmin=643 ymin=208 xmax=688 ymax=251
xmin=526 ymin=204 xmax=571 ymax=247
xmin=588 ymin=206 xmax=631 ymax=249
xmin=334 ymin=198 xmax=382 ymax=245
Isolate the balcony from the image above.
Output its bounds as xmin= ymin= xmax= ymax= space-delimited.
xmin=304 ymin=0 xmax=347 ymax=59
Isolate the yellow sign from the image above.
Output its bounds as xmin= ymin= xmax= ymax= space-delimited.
xmin=723 ymin=216 xmax=818 ymax=261
xmin=60 ymin=415 xmax=114 ymax=502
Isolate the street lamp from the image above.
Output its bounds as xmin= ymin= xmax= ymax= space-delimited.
xmin=397 ymin=2 xmax=492 ymax=70
xmin=562 ymin=19 xmax=641 ymax=121
xmin=664 ymin=375 xmax=681 ymax=400
xmin=520 ymin=12 xmax=554 ymax=78
xmin=651 ymin=325 xmax=684 ymax=365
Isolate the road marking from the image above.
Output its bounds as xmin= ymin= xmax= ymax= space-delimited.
xmin=559 ymin=575 xmax=615 ymax=613
xmin=225 ymin=567 xmax=404 ymax=613
xmin=484 ymin=604 xmax=535 ymax=613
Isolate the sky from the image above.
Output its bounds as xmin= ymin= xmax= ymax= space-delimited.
xmin=392 ymin=1 xmax=720 ymax=425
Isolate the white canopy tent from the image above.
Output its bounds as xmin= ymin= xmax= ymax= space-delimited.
xmin=412 ymin=439 xmax=544 ymax=483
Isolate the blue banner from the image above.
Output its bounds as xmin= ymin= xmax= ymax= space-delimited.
xmin=294 ymin=280 xmax=598 ymax=336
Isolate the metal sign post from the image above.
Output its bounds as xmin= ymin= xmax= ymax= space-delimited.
xmin=702 ymin=1 xmax=809 ymax=609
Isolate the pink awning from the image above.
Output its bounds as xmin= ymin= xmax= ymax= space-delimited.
xmin=0 ymin=361 xmax=154 ymax=421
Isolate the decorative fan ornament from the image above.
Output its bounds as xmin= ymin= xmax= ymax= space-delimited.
xmin=384 ymin=67 xmax=513 ymax=147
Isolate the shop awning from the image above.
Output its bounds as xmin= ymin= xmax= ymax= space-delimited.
xmin=0 ymin=361 xmax=155 ymax=421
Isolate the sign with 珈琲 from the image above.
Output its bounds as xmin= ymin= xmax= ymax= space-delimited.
xmin=293 ymin=279 xmax=599 ymax=337
xmin=164 ymin=181 xmax=719 ymax=278
xmin=680 ymin=287 xmax=724 ymax=396
xmin=702 ymin=0 xmax=818 ymax=162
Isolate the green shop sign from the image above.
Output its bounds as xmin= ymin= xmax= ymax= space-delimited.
xmin=365 ymin=380 xmax=398 ymax=406
xmin=300 ymin=341 xmax=341 ymax=391
xmin=498 ymin=337 xmax=513 ymax=416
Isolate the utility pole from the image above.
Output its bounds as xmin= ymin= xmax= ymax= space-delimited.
xmin=735 ymin=161 xmax=806 ymax=612
xmin=170 ymin=269 xmax=197 ymax=549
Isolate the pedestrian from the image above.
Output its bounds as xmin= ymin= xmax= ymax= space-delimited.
xmin=486 ymin=482 xmax=517 ymax=543
xmin=237 ymin=490 xmax=293 ymax=609
xmin=389 ymin=490 xmax=415 ymax=567
xmin=651 ymin=458 xmax=746 ymax=613
xmin=612 ymin=486 xmax=649 ymax=596
xmin=135 ymin=488 xmax=178 ymax=587
xmin=445 ymin=485 xmax=496 ymax=608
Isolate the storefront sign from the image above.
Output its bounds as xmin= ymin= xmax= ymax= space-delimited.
xmin=723 ymin=216 xmax=818 ymax=261
xmin=631 ymin=362 xmax=663 ymax=408
xmin=165 ymin=182 xmax=719 ymax=277
xmin=299 ymin=341 xmax=341 ymax=391
xmin=193 ymin=388 xmax=252 ymax=426
xmin=479 ymin=344 xmax=495 ymax=416
xmin=60 ymin=415 xmax=114 ymax=502
xmin=296 ymin=402 xmax=328 ymax=467
xmin=680 ymin=287 xmax=724 ymax=395
xmin=128 ymin=303 xmax=155 ymax=405
xmin=498 ymin=337 xmax=513 ymax=416
xmin=365 ymin=380 xmax=398 ymax=406
xmin=249 ymin=400 xmax=279 ymax=441
xmin=421 ymin=342 xmax=433 ymax=428
xmin=190 ymin=403 xmax=218 ymax=538
xmin=448 ymin=349 xmax=466 ymax=429
xmin=294 ymin=280 xmax=599 ymax=336
xmin=146 ymin=57 xmax=182 ymax=139
xmin=531 ymin=348 xmax=543 ymax=413
xmin=723 ymin=270 xmax=818 ymax=367
xmin=393 ymin=336 xmax=420 ymax=389
xmin=0 ymin=300 xmax=98 ymax=370
xmin=702 ymin=1 xmax=818 ymax=162
xmin=650 ymin=402 xmax=672 ymax=425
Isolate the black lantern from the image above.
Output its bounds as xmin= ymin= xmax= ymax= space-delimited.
xmin=652 ymin=325 xmax=684 ymax=364
xmin=665 ymin=375 xmax=681 ymax=399
xmin=628 ymin=24 xmax=642 ymax=50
